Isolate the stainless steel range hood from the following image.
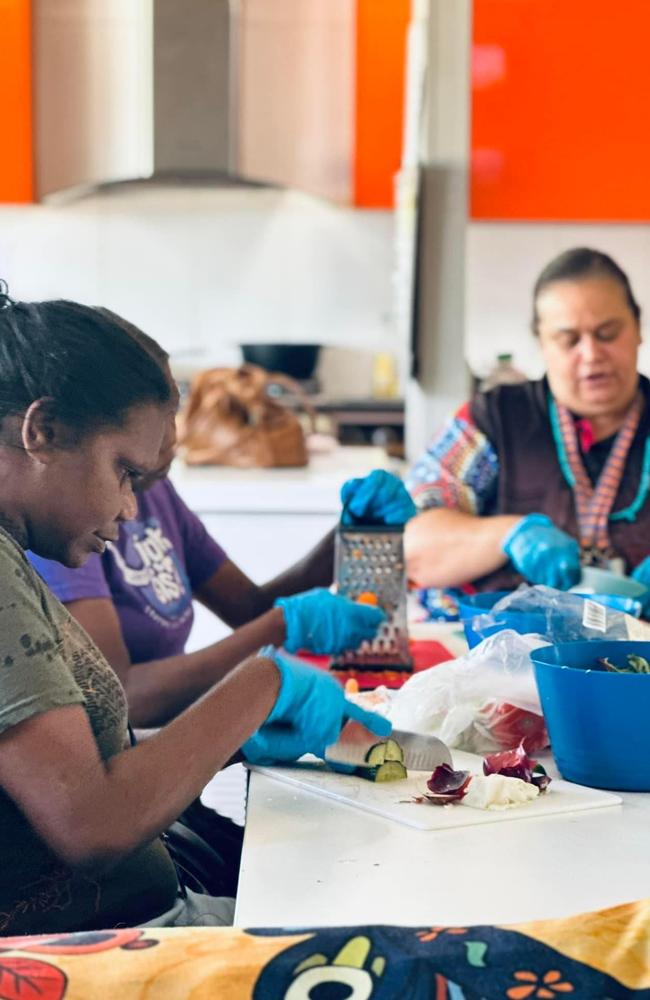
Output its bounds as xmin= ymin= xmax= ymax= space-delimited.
xmin=153 ymin=0 xmax=234 ymax=177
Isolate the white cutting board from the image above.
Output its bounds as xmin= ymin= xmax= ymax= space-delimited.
xmin=248 ymin=750 xmax=622 ymax=831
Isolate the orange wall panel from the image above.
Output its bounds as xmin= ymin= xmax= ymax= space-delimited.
xmin=471 ymin=0 xmax=650 ymax=221
xmin=0 ymin=0 xmax=33 ymax=202
xmin=354 ymin=0 xmax=409 ymax=208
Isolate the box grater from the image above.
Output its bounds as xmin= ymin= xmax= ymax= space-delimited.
xmin=330 ymin=523 xmax=412 ymax=678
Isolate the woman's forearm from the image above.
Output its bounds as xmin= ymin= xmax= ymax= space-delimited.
xmin=100 ymin=656 xmax=280 ymax=858
xmin=0 ymin=655 xmax=281 ymax=871
xmin=126 ymin=607 xmax=286 ymax=728
xmin=404 ymin=508 xmax=521 ymax=588
xmin=260 ymin=527 xmax=336 ymax=604
xmin=194 ymin=528 xmax=336 ymax=631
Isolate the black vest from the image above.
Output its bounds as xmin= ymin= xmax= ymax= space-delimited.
xmin=469 ymin=377 xmax=650 ymax=592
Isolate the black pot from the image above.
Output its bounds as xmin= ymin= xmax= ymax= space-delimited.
xmin=240 ymin=343 xmax=321 ymax=380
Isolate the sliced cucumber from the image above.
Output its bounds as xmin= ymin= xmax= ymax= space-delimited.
xmin=383 ymin=738 xmax=405 ymax=763
xmin=375 ymin=761 xmax=407 ymax=782
xmin=356 ymin=761 xmax=408 ymax=783
xmin=365 ymin=743 xmax=387 ymax=766
xmin=364 ymin=738 xmax=404 ymax=767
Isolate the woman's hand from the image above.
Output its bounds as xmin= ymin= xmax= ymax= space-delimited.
xmin=502 ymin=513 xmax=581 ymax=590
xmin=242 ymin=648 xmax=392 ymax=765
xmin=340 ymin=469 xmax=416 ymax=526
xmin=275 ymin=588 xmax=385 ymax=654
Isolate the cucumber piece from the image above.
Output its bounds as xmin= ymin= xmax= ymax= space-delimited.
xmin=356 ymin=761 xmax=408 ymax=783
xmin=365 ymin=743 xmax=387 ymax=766
xmin=383 ymin=738 xmax=405 ymax=763
xmin=364 ymin=737 xmax=404 ymax=767
xmin=375 ymin=761 xmax=408 ymax=782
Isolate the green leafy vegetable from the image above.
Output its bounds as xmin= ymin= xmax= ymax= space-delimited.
xmin=597 ymin=654 xmax=650 ymax=674
xmin=628 ymin=655 xmax=650 ymax=674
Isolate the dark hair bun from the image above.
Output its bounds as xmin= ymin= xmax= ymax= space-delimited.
xmin=0 ymin=280 xmax=14 ymax=312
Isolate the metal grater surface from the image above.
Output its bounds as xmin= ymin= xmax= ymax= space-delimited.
xmin=331 ymin=525 xmax=412 ymax=672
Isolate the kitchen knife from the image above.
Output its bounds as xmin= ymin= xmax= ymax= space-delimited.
xmin=324 ymin=719 xmax=452 ymax=772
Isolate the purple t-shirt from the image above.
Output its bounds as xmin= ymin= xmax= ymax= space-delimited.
xmin=28 ymin=478 xmax=227 ymax=663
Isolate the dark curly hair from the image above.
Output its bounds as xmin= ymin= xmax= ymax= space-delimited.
xmin=0 ymin=294 xmax=172 ymax=441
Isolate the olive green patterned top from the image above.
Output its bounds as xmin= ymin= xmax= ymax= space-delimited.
xmin=0 ymin=527 xmax=179 ymax=933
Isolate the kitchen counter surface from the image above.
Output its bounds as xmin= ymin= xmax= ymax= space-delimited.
xmin=170 ymin=445 xmax=399 ymax=514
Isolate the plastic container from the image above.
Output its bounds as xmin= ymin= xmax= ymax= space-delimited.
xmin=575 ymin=566 xmax=647 ymax=600
xmin=531 ymin=641 xmax=650 ymax=790
xmin=571 ymin=591 xmax=642 ymax=617
xmin=458 ymin=590 xmax=642 ymax=648
xmin=458 ymin=591 xmax=546 ymax=648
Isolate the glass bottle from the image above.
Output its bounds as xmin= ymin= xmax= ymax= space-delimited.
xmin=479 ymin=353 xmax=527 ymax=392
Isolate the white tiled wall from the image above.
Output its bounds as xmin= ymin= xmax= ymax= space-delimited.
xmin=0 ymin=182 xmax=396 ymax=367
xmin=466 ymin=223 xmax=650 ymax=380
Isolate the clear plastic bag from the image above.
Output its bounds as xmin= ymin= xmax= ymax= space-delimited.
xmin=387 ymin=630 xmax=550 ymax=754
xmin=470 ymin=584 xmax=637 ymax=645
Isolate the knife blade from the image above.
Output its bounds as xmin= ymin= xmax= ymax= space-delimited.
xmin=324 ymin=720 xmax=452 ymax=772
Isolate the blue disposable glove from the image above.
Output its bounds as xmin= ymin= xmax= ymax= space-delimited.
xmin=275 ymin=587 xmax=385 ymax=654
xmin=340 ymin=469 xmax=416 ymax=526
xmin=242 ymin=648 xmax=392 ymax=765
xmin=502 ymin=513 xmax=581 ymax=590
xmin=631 ymin=557 xmax=650 ymax=616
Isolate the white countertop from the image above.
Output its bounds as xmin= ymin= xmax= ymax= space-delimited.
xmin=170 ymin=445 xmax=397 ymax=514
xmin=235 ymin=764 xmax=650 ymax=928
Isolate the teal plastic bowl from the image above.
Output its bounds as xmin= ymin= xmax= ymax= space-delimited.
xmin=576 ymin=566 xmax=647 ymax=600
xmin=531 ymin=641 xmax=650 ymax=790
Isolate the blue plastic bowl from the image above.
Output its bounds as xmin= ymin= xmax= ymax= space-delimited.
xmin=531 ymin=641 xmax=650 ymax=790
xmin=458 ymin=590 xmax=641 ymax=648
xmin=458 ymin=591 xmax=556 ymax=648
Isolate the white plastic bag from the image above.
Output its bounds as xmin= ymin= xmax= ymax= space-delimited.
xmin=387 ymin=630 xmax=549 ymax=754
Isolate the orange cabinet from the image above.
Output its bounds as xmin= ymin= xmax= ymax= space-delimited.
xmin=354 ymin=0 xmax=410 ymax=207
xmin=471 ymin=0 xmax=650 ymax=221
xmin=0 ymin=0 xmax=33 ymax=202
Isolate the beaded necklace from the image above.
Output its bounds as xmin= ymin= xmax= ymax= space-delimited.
xmin=550 ymin=392 xmax=643 ymax=567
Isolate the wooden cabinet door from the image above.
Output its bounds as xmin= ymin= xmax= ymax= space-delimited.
xmin=236 ymin=0 xmax=409 ymax=207
xmin=237 ymin=0 xmax=356 ymax=203
xmin=33 ymin=0 xmax=153 ymax=198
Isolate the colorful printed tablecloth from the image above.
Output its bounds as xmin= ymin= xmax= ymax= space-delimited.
xmin=1 ymin=897 xmax=649 ymax=998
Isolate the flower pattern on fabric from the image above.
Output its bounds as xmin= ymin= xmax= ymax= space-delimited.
xmin=405 ymin=403 xmax=500 ymax=516
xmin=507 ymin=968 xmax=575 ymax=998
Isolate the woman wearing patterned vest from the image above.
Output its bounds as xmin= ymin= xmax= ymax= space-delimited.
xmin=405 ymin=247 xmax=650 ymax=612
